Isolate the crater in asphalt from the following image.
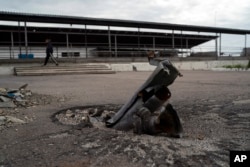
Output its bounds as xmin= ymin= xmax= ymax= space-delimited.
xmin=51 ymin=104 xmax=122 ymax=128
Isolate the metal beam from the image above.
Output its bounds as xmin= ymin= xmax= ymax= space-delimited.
xmin=1 ymin=11 xmax=250 ymax=34
xmin=0 ymin=25 xmax=218 ymax=40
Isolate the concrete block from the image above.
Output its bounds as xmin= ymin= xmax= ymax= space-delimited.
xmin=110 ymin=64 xmax=133 ymax=72
xmin=0 ymin=66 xmax=14 ymax=75
xmin=131 ymin=63 xmax=156 ymax=71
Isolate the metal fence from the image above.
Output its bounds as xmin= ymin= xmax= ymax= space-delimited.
xmin=0 ymin=44 xmax=248 ymax=60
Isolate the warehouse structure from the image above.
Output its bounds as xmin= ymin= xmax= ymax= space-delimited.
xmin=0 ymin=11 xmax=249 ymax=60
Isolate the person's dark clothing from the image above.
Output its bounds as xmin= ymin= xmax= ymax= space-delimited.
xmin=44 ymin=42 xmax=53 ymax=66
xmin=46 ymin=42 xmax=53 ymax=54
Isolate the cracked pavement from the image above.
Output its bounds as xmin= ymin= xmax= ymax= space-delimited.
xmin=0 ymin=70 xmax=249 ymax=167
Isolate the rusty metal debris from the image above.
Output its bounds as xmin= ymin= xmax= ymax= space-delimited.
xmin=106 ymin=52 xmax=183 ymax=137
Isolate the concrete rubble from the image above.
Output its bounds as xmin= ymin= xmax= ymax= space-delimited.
xmin=0 ymin=71 xmax=249 ymax=167
xmin=53 ymin=105 xmax=119 ymax=129
xmin=0 ymin=84 xmax=32 ymax=108
xmin=0 ymin=83 xmax=64 ymax=130
xmin=0 ymin=116 xmax=26 ymax=125
xmin=0 ymin=84 xmax=58 ymax=131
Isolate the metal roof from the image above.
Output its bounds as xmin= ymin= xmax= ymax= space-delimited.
xmin=0 ymin=11 xmax=250 ymax=35
xmin=0 ymin=25 xmax=217 ymax=49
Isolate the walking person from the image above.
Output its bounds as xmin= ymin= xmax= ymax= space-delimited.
xmin=43 ymin=39 xmax=58 ymax=66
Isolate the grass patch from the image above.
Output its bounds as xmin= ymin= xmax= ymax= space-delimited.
xmin=222 ymin=64 xmax=247 ymax=69
xmin=247 ymin=60 xmax=250 ymax=68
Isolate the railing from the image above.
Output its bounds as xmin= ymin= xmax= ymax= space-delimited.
xmin=0 ymin=44 xmax=248 ymax=60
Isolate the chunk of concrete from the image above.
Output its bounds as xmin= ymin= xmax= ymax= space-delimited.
xmin=0 ymin=101 xmax=16 ymax=108
xmin=6 ymin=116 xmax=26 ymax=124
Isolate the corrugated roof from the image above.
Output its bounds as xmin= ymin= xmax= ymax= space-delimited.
xmin=0 ymin=25 xmax=217 ymax=48
xmin=0 ymin=11 xmax=249 ymax=35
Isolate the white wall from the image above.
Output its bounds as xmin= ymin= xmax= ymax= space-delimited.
xmin=0 ymin=60 xmax=249 ymax=75
xmin=0 ymin=47 xmax=95 ymax=59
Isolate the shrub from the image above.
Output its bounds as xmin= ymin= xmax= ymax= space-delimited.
xmin=222 ymin=64 xmax=245 ymax=69
xmin=247 ymin=60 xmax=250 ymax=69
xmin=222 ymin=65 xmax=233 ymax=68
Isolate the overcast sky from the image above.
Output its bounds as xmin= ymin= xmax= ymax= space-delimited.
xmin=1 ymin=0 xmax=250 ymax=29
xmin=1 ymin=0 xmax=250 ymax=53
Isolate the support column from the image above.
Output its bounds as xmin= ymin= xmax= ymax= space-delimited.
xmin=56 ymin=47 xmax=59 ymax=58
xmin=153 ymin=37 xmax=155 ymax=51
xmin=66 ymin=33 xmax=69 ymax=56
xmin=181 ymin=30 xmax=183 ymax=57
xmin=85 ymin=24 xmax=88 ymax=58
xmin=172 ymin=30 xmax=175 ymax=49
xmin=245 ymin=34 xmax=247 ymax=57
xmin=186 ymin=39 xmax=188 ymax=49
xmin=18 ymin=21 xmax=21 ymax=55
xmin=11 ymin=32 xmax=14 ymax=59
xmin=108 ymin=26 xmax=111 ymax=57
xmin=24 ymin=21 xmax=28 ymax=55
xmin=115 ymin=35 xmax=117 ymax=57
xmin=219 ymin=33 xmax=222 ymax=56
xmin=215 ymin=34 xmax=218 ymax=58
xmin=138 ymin=27 xmax=140 ymax=56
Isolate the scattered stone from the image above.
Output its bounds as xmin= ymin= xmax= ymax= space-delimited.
xmin=49 ymin=132 xmax=69 ymax=139
xmin=0 ymin=116 xmax=7 ymax=125
xmin=101 ymin=110 xmax=112 ymax=121
xmin=5 ymin=116 xmax=26 ymax=124
xmin=197 ymin=134 xmax=205 ymax=140
xmin=25 ymin=91 xmax=32 ymax=96
xmin=0 ymin=115 xmax=26 ymax=128
xmin=65 ymin=110 xmax=74 ymax=117
xmin=0 ymin=96 xmax=11 ymax=102
xmin=0 ymin=109 xmax=3 ymax=115
xmin=81 ymin=116 xmax=87 ymax=121
xmin=15 ymin=96 xmax=24 ymax=102
xmin=81 ymin=142 xmax=101 ymax=149
xmin=0 ymin=101 xmax=16 ymax=108
xmin=58 ymin=98 xmax=65 ymax=102
xmin=53 ymin=105 xmax=122 ymax=128
xmin=0 ymin=84 xmax=34 ymax=108
xmin=233 ymin=99 xmax=250 ymax=105
xmin=0 ymin=88 xmax=7 ymax=92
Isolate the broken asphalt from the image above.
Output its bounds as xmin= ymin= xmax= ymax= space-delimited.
xmin=0 ymin=71 xmax=249 ymax=167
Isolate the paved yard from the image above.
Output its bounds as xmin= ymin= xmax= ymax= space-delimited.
xmin=0 ymin=70 xmax=249 ymax=167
